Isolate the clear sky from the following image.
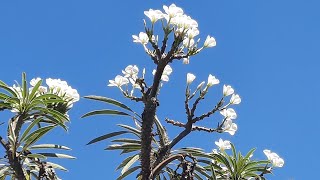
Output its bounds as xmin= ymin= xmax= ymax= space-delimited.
xmin=0 ymin=0 xmax=319 ymax=179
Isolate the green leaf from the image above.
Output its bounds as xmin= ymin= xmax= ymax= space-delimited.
xmin=105 ymin=143 xmax=141 ymax=151
xmin=210 ymin=164 xmax=217 ymax=180
xmin=22 ymin=125 xmax=55 ymax=151
xmin=46 ymin=162 xmax=68 ymax=171
xmin=19 ymin=118 xmax=42 ymax=144
xmin=27 ymin=153 xmax=47 ymax=160
xmin=116 ymin=166 xmax=140 ymax=180
xmin=28 ymin=79 xmax=43 ymax=101
xmin=117 ymin=124 xmax=141 ymax=137
xmin=121 ymin=154 xmax=139 ymax=175
xmin=116 ymin=154 xmax=139 ymax=170
xmin=41 ymin=114 xmax=68 ymax=131
xmin=112 ymin=138 xmax=140 ymax=144
xmin=84 ymin=95 xmax=134 ymax=113
xmin=38 ymin=153 xmax=76 ymax=159
xmin=194 ymin=165 xmax=211 ymax=179
xmin=0 ymin=102 xmax=11 ymax=109
xmin=154 ymin=116 xmax=168 ymax=146
xmin=33 ymin=94 xmax=63 ymax=102
xmin=82 ymin=109 xmax=131 ymax=118
xmin=0 ymin=92 xmax=10 ymax=100
xmin=0 ymin=84 xmax=17 ymax=97
xmin=21 ymin=72 xmax=28 ymax=100
xmin=87 ymin=131 xmax=128 ymax=145
xmin=30 ymin=144 xmax=71 ymax=150
xmin=34 ymin=107 xmax=68 ymax=121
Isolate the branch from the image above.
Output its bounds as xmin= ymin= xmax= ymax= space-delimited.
xmin=150 ymin=154 xmax=184 ymax=179
xmin=165 ymin=119 xmax=222 ymax=133
xmin=140 ymin=60 xmax=168 ymax=179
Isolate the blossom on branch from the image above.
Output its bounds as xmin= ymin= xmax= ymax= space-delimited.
xmin=144 ymin=9 xmax=164 ymax=24
xmin=163 ymin=4 xmax=184 ymax=20
xmin=263 ymin=150 xmax=284 ymax=168
xmin=223 ymin=85 xmax=234 ymax=96
xmin=186 ymin=73 xmax=196 ymax=85
xmin=207 ymin=74 xmax=220 ymax=87
xmin=223 ymin=119 xmax=238 ymax=135
xmin=215 ymin=138 xmax=231 ymax=150
xmin=132 ymin=32 xmax=149 ymax=45
xmin=204 ymin=35 xmax=217 ymax=48
xmin=230 ymin=94 xmax=241 ymax=104
xmin=108 ymin=75 xmax=129 ymax=88
xmin=122 ymin=65 xmax=139 ymax=80
xmin=220 ymin=108 xmax=237 ymax=120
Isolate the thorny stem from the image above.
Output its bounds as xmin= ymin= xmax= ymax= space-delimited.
xmin=7 ymin=115 xmax=27 ymax=180
xmin=140 ymin=59 xmax=168 ymax=179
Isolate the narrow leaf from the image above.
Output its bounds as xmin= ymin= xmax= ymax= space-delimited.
xmin=20 ymin=118 xmax=42 ymax=143
xmin=87 ymin=131 xmax=128 ymax=145
xmin=82 ymin=109 xmax=131 ymax=118
xmin=38 ymin=153 xmax=76 ymax=159
xmin=46 ymin=162 xmax=68 ymax=171
xmin=27 ymin=153 xmax=47 ymax=160
xmin=84 ymin=95 xmax=134 ymax=112
xmin=121 ymin=154 xmax=139 ymax=175
xmin=116 ymin=166 xmax=140 ymax=180
xmin=30 ymin=144 xmax=71 ymax=150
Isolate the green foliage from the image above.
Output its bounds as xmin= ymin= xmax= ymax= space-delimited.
xmin=0 ymin=73 xmax=75 ymax=179
xmin=83 ymin=95 xmax=273 ymax=179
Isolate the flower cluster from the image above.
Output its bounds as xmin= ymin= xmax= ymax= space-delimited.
xmin=186 ymin=73 xmax=241 ymax=135
xmin=9 ymin=77 xmax=79 ymax=113
xmin=133 ymin=4 xmax=216 ymax=64
xmin=108 ymin=64 xmax=174 ymax=96
xmin=44 ymin=78 xmax=80 ymax=107
xmin=263 ymin=149 xmax=285 ymax=168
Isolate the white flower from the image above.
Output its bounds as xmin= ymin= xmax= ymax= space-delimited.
xmin=263 ymin=150 xmax=284 ymax=168
xmin=144 ymin=9 xmax=164 ymax=23
xmin=163 ymin=4 xmax=184 ymax=19
xmin=186 ymin=28 xmax=199 ymax=39
xmin=207 ymin=74 xmax=219 ymax=87
xmin=182 ymin=57 xmax=190 ymax=64
xmin=46 ymin=78 xmax=79 ymax=107
xmin=65 ymin=88 xmax=80 ymax=103
xmin=204 ymin=35 xmax=216 ymax=48
xmin=108 ymin=75 xmax=129 ymax=87
xmin=122 ymin=65 xmax=139 ymax=79
xmin=183 ymin=38 xmax=195 ymax=48
xmin=223 ymin=85 xmax=234 ymax=96
xmin=220 ymin=108 xmax=237 ymax=120
xmin=215 ymin=138 xmax=231 ymax=150
xmin=186 ymin=73 xmax=196 ymax=85
xmin=172 ymin=15 xmax=198 ymax=30
xmin=152 ymin=65 xmax=173 ymax=82
xmin=30 ymin=77 xmax=41 ymax=86
xmin=132 ymin=32 xmax=149 ymax=45
xmin=223 ymin=119 xmax=238 ymax=135
xmin=230 ymin=94 xmax=241 ymax=104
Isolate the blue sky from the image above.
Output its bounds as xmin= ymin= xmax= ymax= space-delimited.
xmin=0 ymin=0 xmax=319 ymax=179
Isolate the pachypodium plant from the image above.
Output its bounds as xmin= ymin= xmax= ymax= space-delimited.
xmin=0 ymin=73 xmax=79 ymax=180
xmin=83 ymin=4 xmax=284 ymax=180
